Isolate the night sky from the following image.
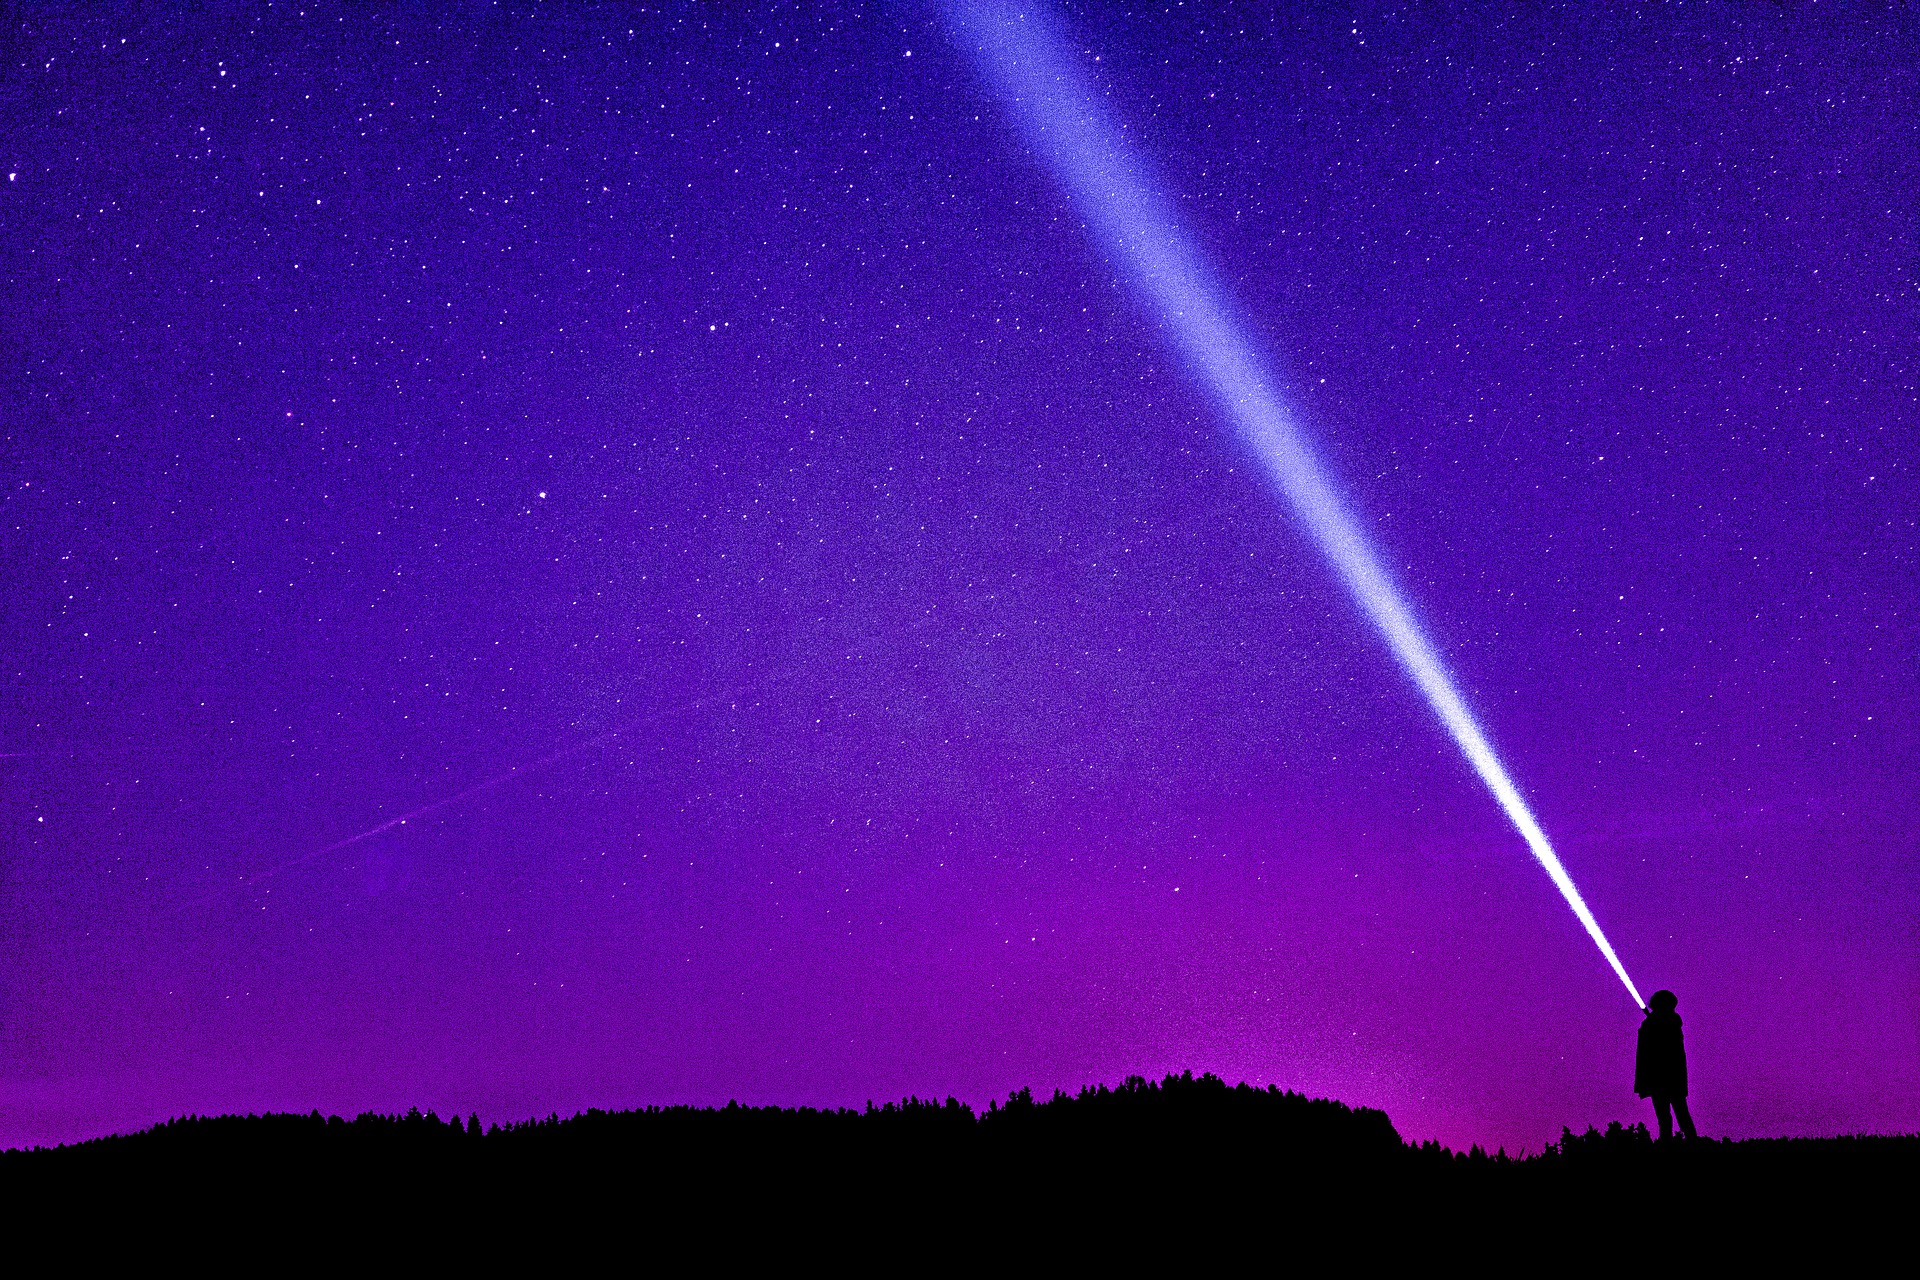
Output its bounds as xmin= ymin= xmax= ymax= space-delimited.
xmin=3 ymin=2 xmax=1914 ymax=1153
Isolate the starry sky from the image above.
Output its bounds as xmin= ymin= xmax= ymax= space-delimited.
xmin=3 ymin=2 xmax=1914 ymax=1152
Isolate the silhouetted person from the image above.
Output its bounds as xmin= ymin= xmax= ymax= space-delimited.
xmin=1635 ymin=989 xmax=1697 ymax=1140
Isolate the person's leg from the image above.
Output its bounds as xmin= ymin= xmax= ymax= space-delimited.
xmin=1672 ymin=1097 xmax=1696 ymax=1139
xmin=1652 ymin=1096 xmax=1674 ymax=1140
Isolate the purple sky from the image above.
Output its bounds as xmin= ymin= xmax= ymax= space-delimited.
xmin=3 ymin=2 xmax=1915 ymax=1153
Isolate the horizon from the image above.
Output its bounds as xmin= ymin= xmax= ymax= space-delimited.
xmin=10 ymin=1067 xmax=1917 ymax=1159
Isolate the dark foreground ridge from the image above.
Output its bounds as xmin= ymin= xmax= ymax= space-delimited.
xmin=5 ymin=1072 xmax=1913 ymax=1262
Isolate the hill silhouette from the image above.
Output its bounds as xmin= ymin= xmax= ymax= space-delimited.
xmin=4 ymin=1071 xmax=1911 ymax=1264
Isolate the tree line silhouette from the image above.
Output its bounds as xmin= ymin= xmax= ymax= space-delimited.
xmin=3 ymin=1071 xmax=1910 ymax=1264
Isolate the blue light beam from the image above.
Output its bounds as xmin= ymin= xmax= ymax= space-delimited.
xmin=943 ymin=0 xmax=1645 ymax=1008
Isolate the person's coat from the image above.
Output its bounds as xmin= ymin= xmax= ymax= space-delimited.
xmin=1634 ymin=1008 xmax=1688 ymax=1099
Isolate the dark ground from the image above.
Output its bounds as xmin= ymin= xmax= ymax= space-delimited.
xmin=3 ymin=1072 xmax=1911 ymax=1267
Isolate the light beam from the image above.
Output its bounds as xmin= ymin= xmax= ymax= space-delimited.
xmin=942 ymin=0 xmax=1645 ymax=1008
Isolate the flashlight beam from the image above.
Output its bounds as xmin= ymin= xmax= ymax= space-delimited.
xmin=943 ymin=0 xmax=1644 ymax=1008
